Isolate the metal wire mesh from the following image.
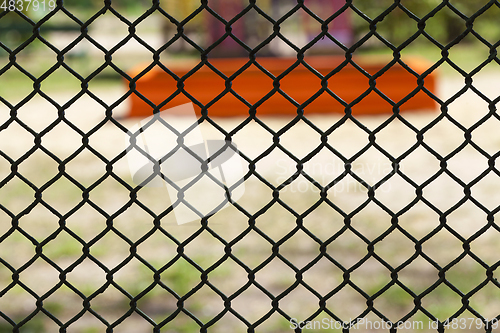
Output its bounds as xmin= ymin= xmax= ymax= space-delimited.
xmin=1 ymin=0 xmax=500 ymax=332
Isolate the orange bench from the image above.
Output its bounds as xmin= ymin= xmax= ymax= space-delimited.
xmin=126 ymin=56 xmax=437 ymax=118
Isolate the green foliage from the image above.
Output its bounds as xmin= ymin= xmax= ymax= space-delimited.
xmin=352 ymin=0 xmax=498 ymax=47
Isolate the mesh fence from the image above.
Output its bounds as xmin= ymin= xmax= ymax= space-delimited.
xmin=1 ymin=0 xmax=500 ymax=332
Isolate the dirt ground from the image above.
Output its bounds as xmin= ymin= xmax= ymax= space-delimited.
xmin=1 ymin=71 xmax=500 ymax=332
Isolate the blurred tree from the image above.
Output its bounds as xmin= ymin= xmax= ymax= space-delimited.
xmin=351 ymin=0 xmax=494 ymax=46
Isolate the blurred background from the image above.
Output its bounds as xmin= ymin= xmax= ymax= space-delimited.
xmin=1 ymin=0 xmax=500 ymax=332
xmin=1 ymin=0 xmax=498 ymax=98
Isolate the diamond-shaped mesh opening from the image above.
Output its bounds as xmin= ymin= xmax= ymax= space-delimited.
xmin=89 ymin=284 xmax=131 ymax=323
xmin=446 ymin=200 xmax=488 ymax=239
xmin=86 ymin=11 xmax=130 ymax=51
xmin=39 ymin=67 xmax=83 ymax=105
xmin=326 ymin=229 xmax=367 ymax=269
xmin=111 ymin=203 xmax=153 ymax=241
xmin=471 ymin=171 xmax=500 ymax=211
xmin=85 ymin=66 xmax=125 ymax=100
xmin=183 ymin=232 xmax=226 ymax=269
xmin=279 ymin=175 xmax=322 ymax=213
xmin=0 ymin=11 xmax=34 ymax=51
xmin=235 ymin=176 xmax=274 ymax=215
xmin=38 ymin=10 xmax=82 ymax=48
xmin=397 ymin=255 xmax=439 ymax=295
xmin=279 ymin=228 xmax=320 ymax=267
xmin=40 ymin=121 xmax=82 ymax=157
xmin=0 ymin=285 xmax=37 ymax=323
xmin=374 ymin=229 xmax=417 ymax=268
xmin=278 ymin=119 xmax=321 ymax=158
xmin=471 ymin=115 xmax=500 ymax=156
xmin=135 ymin=231 xmax=177 ymax=270
xmin=64 ymin=95 xmax=106 ymax=132
xmin=61 ymin=38 xmax=105 ymax=75
xmin=399 ymin=145 xmax=441 ymax=185
xmin=207 ymin=257 xmax=247 ymax=295
xmin=88 ymin=230 xmax=131 ymax=269
xmin=111 ymin=37 xmax=154 ymax=67
xmin=448 ymin=34 xmax=492 ymax=74
xmin=422 ymin=283 xmax=463 ymax=321
xmin=302 ymin=255 xmax=343 ymax=295
xmin=17 ymin=149 xmax=59 ymax=188
xmin=372 ymin=284 xmax=415 ymax=321
xmin=398 ymin=201 xmax=441 ymax=240
xmin=255 ymin=203 xmax=295 ymax=240
xmin=0 ymin=175 xmax=36 ymax=215
xmin=133 ymin=186 xmax=173 ymax=218
xmin=350 ymin=256 xmax=391 ymax=293
xmin=0 ymin=230 xmax=34 ymax=269
xmin=422 ymin=229 xmax=464 ymax=267
xmin=350 ymin=202 xmax=390 ymax=239
xmin=230 ymin=284 xmax=273 ymax=323
xmin=239 ymin=7 xmax=274 ymax=51
xmin=88 ymin=176 xmax=132 ymax=215
xmin=41 ymin=230 xmax=83 ymax=268
xmin=375 ymin=119 xmax=417 ymax=157
xmin=469 ymin=227 xmax=500 ymax=266
xmin=14 ymin=39 xmax=56 ymax=76
xmin=40 ymin=284 xmax=83 ymax=323
xmin=424 ymin=174 xmax=464 ymax=211
xmin=445 ymin=254 xmax=486 ymax=294
xmin=352 ymin=146 xmax=392 ymax=182
xmin=15 ymin=94 xmax=59 ymax=132
xmin=473 ymin=2 xmax=500 ymax=44
xmin=447 ymin=89 xmax=491 ymax=128
xmin=232 ymin=229 xmax=273 ymax=269
xmin=0 ymin=66 xmax=34 ymax=105
xmin=3 ymin=1 xmax=500 ymax=331
xmin=65 ymin=257 xmax=107 ymax=296
xmin=375 ymin=5 xmax=418 ymax=47
xmin=66 ymin=311 xmax=106 ymax=333
xmin=18 ymin=204 xmax=59 ymax=241
xmin=326 ymin=174 xmax=369 ymax=213
xmin=64 ymin=203 xmax=106 ymax=242
xmin=279 ymin=284 xmax=319 ymax=319
xmin=328 ymin=118 xmax=369 ymax=158
xmin=135 ymin=283 xmax=177 ymax=323
xmin=325 ymin=285 xmax=366 ymax=319
xmin=183 ymin=283 xmax=225 ymax=319
xmin=39 ymin=176 xmax=82 ymax=215
xmin=87 ymin=122 xmax=127 ymax=160
xmin=399 ymin=32 xmax=443 ymax=63
xmin=469 ymin=281 xmax=500 ymax=320
xmin=64 ymin=149 xmax=107 ymax=188
xmin=447 ymin=144 xmax=489 ymax=184
xmin=373 ymin=174 xmax=417 ymax=213
xmin=423 ymin=4 xmax=467 ymax=45
xmin=423 ymin=117 xmax=466 ymax=157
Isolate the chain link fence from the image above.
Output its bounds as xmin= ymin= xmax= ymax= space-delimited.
xmin=1 ymin=0 xmax=500 ymax=332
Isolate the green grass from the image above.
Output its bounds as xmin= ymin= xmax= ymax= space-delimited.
xmin=0 ymin=51 xmax=124 ymax=103
xmin=356 ymin=42 xmax=498 ymax=76
xmin=0 ymin=37 xmax=494 ymax=103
